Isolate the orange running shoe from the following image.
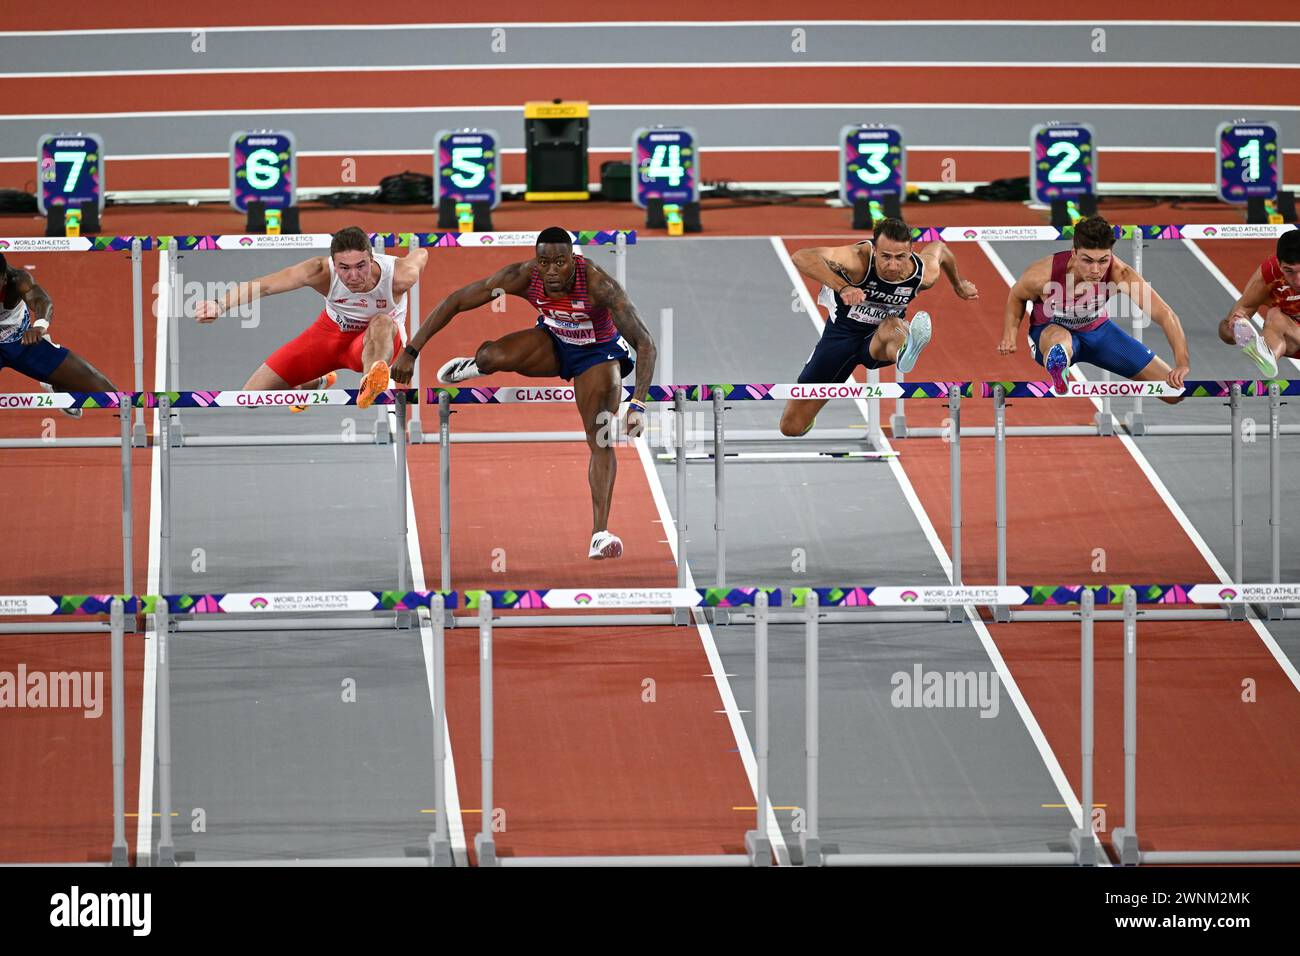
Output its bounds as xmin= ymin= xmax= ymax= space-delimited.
xmin=291 ymin=371 xmax=338 ymax=413
xmin=357 ymin=360 xmax=390 ymax=409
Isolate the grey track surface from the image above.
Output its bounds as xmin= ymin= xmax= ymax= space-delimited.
xmin=4 ymin=23 xmax=1295 ymax=72
xmin=5 ymin=109 xmax=1296 ymax=161
xmin=159 ymin=250 xmax=433 ymax=861
xmin=642 ymin=239 xmax=1078 ymax=854
xmin=989 ymin=238 xmax=1300 ymax=673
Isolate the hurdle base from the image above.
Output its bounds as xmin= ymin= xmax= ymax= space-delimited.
xmin=1124 ymin=411 xmax=1146 ymax=437
xmin=1112 ymin=827 xmax=1140 ymax=866
xmin=1069 ymin=828 xmax=1097 ymax=866
xmin=392 ymin=610 xmax=414 ymax=630
xmin=890 ymin=413 xmax=908 ymax=439
xmin=169 ymin=414 xmax=184 ymax=446
xmin=992 ymin=605 xmax=1011 ymax=623
xmin=946 ymin=604 xmax=964 ymax=623
xmin=1227 ymin=604 xmax=1246 ymax=621
xmin=744 ymin=829 xmax=772 ymax=867
xmin=408 ymin=420 xmax=425 ymax=444
xmin=673 ymin=608 xmax=692 ymax=626
xmin=474 ymin=834 xmax=498 ymax=867
xmin=800 ymin=835 xmax=823 ymax=867
xmin=1094 ymin=410 xmax=1114 ymax=436
xmin=1266 ymin=604 xmax=1286 ymax=621
xmin=111 ymin=842 xmax=129 ymax=868
xmin=132 ymin=421 xmax=148 ymax=447
xmin=428 ymin=834 xmax=454 ymax=868
xmin=710 ymin=607 xmax=731 ymax=626
xmin=373 ymin=419 xmax=390 ymax=444
xmin=155 ymin=844 xmax=176 ymax=867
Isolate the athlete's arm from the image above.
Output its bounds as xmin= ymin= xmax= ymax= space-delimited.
xmin=13 ymin=270 xmax=54 ymax=346
xmin=1113 ymin=260 xmax=1191 ymax=387
xmin=791 ymin=243 xmax=869 ymax=305
xmin=390 ymin=240 xmax=429 ymax=296
xmin=1227 ymin=267 xmax=1273 ymax=324
xmin=390 ymin=260 xmax=532 ymax=384
xmin=918 ymin=242 xmax=978 ymax=299
xmin=194 ymin=256 xmax=330 ymax=323
xmin=999 ymin=260 xmax=1048 ymax=355
xmin=588 ymin=262 xmax=656 ymax=427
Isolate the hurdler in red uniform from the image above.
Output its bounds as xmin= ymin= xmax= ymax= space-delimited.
xmin=1219 ymin=228 xmax=1300 ymax=377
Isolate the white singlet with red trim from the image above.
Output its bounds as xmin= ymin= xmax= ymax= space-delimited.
xmin=323 ymin=254 xmax=408 ymax=333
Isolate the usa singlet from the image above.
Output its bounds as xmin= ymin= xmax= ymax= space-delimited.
xmin=527 ymin=254 xmax=617 ymax=346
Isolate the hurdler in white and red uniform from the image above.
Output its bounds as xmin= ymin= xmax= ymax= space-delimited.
xmin=391 ymin=226 xmax=658 ymax=560
xmin=194 ymin=226 xmax=426 ymax=409
xmin=1219 ymin=228 xmax=1300 ymax=377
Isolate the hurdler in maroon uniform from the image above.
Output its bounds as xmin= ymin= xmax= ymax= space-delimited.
xmin=392 ymin=227 xmax=657 ymax=560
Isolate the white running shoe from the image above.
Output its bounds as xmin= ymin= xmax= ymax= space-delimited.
xmin=437 ymin=356 xmax=483 ymax=384
xmin=588 ymin=530 xmax=624 ymax=560
xmin=40 ymin=381 xmax=82 ymax=418
xmin=1240 ymin=326 xmax=1279 ymax=378
xmin=896 ymin=311 xmax=932 ymax=374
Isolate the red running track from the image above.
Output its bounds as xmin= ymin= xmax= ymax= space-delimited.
xmin=0 ymin=252 xmax=157 ymax=862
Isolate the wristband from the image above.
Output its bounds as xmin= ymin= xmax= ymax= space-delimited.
xmin=627 ymin=398 xmax=646 ymax=412
xmin=838 ymin=283 xmax=854 ymax=297
xmin=32 ymin=318 xmax=49 ymax=331
xmin=404 ymin=345 xmax=420 ymax=360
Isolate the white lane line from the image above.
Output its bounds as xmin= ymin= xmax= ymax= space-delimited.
xmin=633 ymin=437 xmax=792 ymax=865
xmin=7 ymin=102 xmax=1298 ymax=121
xmin=771 ymin=235 xmax=1101 ymax=848
xmin=134 ymin=247 xmax=166 ymax=865
xmin=979 ymin=241 xmax=1300 ymax=694
xmin=2 ymin=62 xmax=1297 ymax=79
xmin=2 ymin=20 xmax=1296 ymax=35
xmin=388 ymin=408 xmax=468 ymax=865
xmin=1181 ymin=238 xmax=1300 ymax=376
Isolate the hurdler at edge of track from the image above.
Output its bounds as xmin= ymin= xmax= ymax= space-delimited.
xmin=391 ymin=227 xmax=657 ymax=561
xmin=194 ymin=226 xmax=428 ymax=411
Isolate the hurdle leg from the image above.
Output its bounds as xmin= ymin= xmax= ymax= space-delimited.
xmin=1111 ymin=590 xmax=1141 ymax=864
xmin=110 ymin=599 xmax=128 ymax=866
xmin=713 ymin=390 xmax=729 ymax=623
xmin=1267 ymin=383 xmax=1283 ymax=620
xmin=394 ymin=391 xmax=411 ymax=626
xmin=474 ymin=594 xmax=497 ymax=866
xmin=1124 ymin=235 xmax=1146 ymax=436
xmin=1069 ymin=591 xmax=1097 ymax=865
xmin=120 ymin=395 xmax=134 ymax=599
xmin=1229 ymin=386 xmax=1245 ymax=620
xmin=407 ymin=276 xmax=424 ymax=443
xmin=130 ymin=238 xmax=147 ymax=446
xmin=891 ymin=366 xmax=908 ymax=438
xmin=167 ymin=252 xmax=185 ymax=445
xmin=743 ymin=592 xmax=772 ymax=866
xmin=993 ymin=385 xmax=1010 ymax=622
xmin=155 ymin=604 xmax=175 ymax=866
xmin=428 ymin=594 xmax=453 ymax=866
xmin=801 ymin=591 xmax=822 ymax=866
xmin=438 ymin=392 xmax=453 ymax=625
xmin=674 ymin=389 xmax=690 ymax=626
xmin=947 ymin=387 xmax=963 ymax=623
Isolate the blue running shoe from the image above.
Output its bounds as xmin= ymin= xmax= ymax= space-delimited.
xmin=1045 ymin=343 xmax=1070 ymax=395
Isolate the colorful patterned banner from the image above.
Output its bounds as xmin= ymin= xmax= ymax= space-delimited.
xmin=143 ymin=389 xmax=418 ymax=408
xmin=465 ymin=587 xmax=775 ymax=610
xmin=0 ymin=236 xmax=154 ymax=253
xmin=429 ymin=385 xmax=678 ymax=405
xmin=147 ymin=591 xmax=457 ymax=614
xmin=0 ymin=595 xmax=137 ymax=616
xmin=5 ymin=585 xmax=1299 ymax=617
xmin=0 ymin=391 xmax=127 ymax=411
xmin=155 ymin=230 xmax=636 ymax=251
